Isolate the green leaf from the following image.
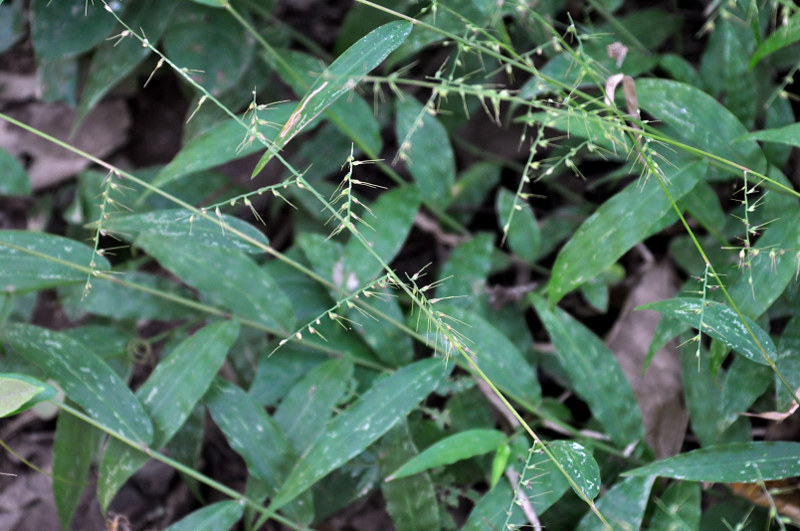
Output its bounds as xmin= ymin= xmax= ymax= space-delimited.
xmin=30 ymin=0 xmax=117 ymax=60
xmin=270 ymin=358 xmax=450 ymax=510
xmin=165 ymin=500 xmax=244 ymax=531
xmin=462 ymin=478 xmax=526 ymax=531
xmin=0 ymin=230 xmax=110 ymax=293
xmin=496 ymin=188 xmax=540 ymax=263
xmin=162 ymin=3 xmax=253 ymax=94
xmin=0 ymin=373 xmax=55 ymax=417
xmin=738 ymin=122 xmax=800 ymax=149
xmin=387 ymin=429 xmax=506 ymax=480
xmin=63 ymin=271 xmax=199 ymax=321
xmin=135 ymin=233 xmax=294 ymax=332
xmin=205 ymin=378 xmax=313 ymax=522
xmin=435 ymin=304 xmax=541 ymax=409
xmin=636 ymin=78 xmax=766 ymax=174
xmin=53 ymin=399 xmax=103 ymax=531
xmin=750 ymin=13 xmax=800 ymax=68
xmin=343 ymin=186 xmax=421 ymax=286
xmin=394 ymin=96 xmax=455 ymax=208
xmin=435 ymin=233 xmax=494 ymax=305
xmin=76 ymin=1 xmax=178 ymax=125
xmin=532 ymin=294 xmax=644 ymax=446
xmin=547 ymin=153 xmax=707 ymax=304
xmin=252 ymin=21 xmax=413 ymax=176
xmin=380 ymin=421 xmax=440 ymax=531
xmin=187 ymin=0 xmax=228 ymax=7
xmin=576 ymin=475 xmax=655 ymax=531
xmin=104 ymin=208 xmax=270 ymax=254
xmin=640 ymin=298 xmax=776 ymax=366
xmin=549 ymin=440 xmax=601 ymax=501
xmin=680 ymin=345 xmax=750 ymax=447
xmin=2 ymin=323 xmax=152 ymax=443
xmin=151 ymin=103 xmax=294 ymax=191
xmin=625 ymin=442 xmax=800 ymax=482
xmin=274 ymin=358 xmax=354 ymax=453
xmin=267 ymin=48 xmax=382 ymax=156
xmin=648 ymin=481 xmax=701 ymax=531
xmin=0 ymin=147 xmax=30 ymax=196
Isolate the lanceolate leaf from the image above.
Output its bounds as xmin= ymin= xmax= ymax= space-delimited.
xmin=380 ymin=421 xmax=440 ymax=531
xmin=2 ymin=323 xmax=153 ymax=443
xmin=548 ymin=440 xmax=601 ymax=501
xmin=136 ymin=233 xmax=295 ymax=333
xmin=30 ymin=0 xmax=116 ymax=60
xmin=576 ymin=475 xmax=656 ymax=531
xmin=76 ymin=1 xmax=178 ymax=125
xmin=0 ymin=230 xmax=110 ymax=293
xmin=640 ymin=298 xmax=776 ymax=366
xmin=749 ymin=13 xmax=800 ymax=69
xmin=394 ymin=95 xmax=456 ymax=208
xmin=53 ymin=399 xmax=103 ymax=531
xmin=252 ymin=21 xmax=413 ymax=177
xmin=97 ymin=320 xmax=240 ymax=510
xmin=104 ymin=208 xmax=270 ymax=254
xmin=267 ymin=48 xmax=382 ymax=156
xmin=636 ymin=78 xmax=766 ymax=174
xmin=738 ymin=122 xmax=800 ymax=149
xmin=343 ymin=185 xmax=421 ymax=287
xmin=532 ymin=294 xmax=644 ymax=446
xmin=437 ymin=304 xmax=541 ymax=409
xmin=270 ymin=358 xmax=450 ymax=511
xmin=274 ymin=358 xmax=354 ymax=453
xmin=625 ymin=442 xmax=800 ymax=482
xmin=205 ymin=378 xmax=313 ymax=523
xmin=547 ymin=154 xmax=707 ymax=305
xmin=151 ymin=103 xmax=294 ymax=191
xmin=165 ymin=500 xmax=244 ymax=531
xmin=387 ymin=429 xmax=506 ymax=480
xmin=496 ymin=187 xmax=541 ymax=263
xmin=0 ymin=373 xmax=55 ymax=417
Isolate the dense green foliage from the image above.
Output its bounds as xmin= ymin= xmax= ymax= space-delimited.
xmin=2 ymin=0 xmax=800 ymax=529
